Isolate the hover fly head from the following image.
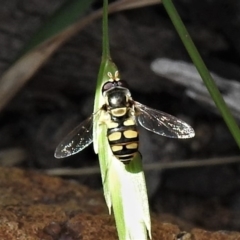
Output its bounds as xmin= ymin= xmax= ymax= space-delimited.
xmin=102 ymin=71 xmax=129 ymax=96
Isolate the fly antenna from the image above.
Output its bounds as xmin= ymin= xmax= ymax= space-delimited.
xmin=114 ymin=71 xmax=120 ymax=80
xmin=107 ymin=72 xmax=114 ymax=81
xmin=107 ymin=71 xmax=120 ymax=81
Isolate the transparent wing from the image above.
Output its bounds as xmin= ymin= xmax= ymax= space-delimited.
xmin=135 ymin=101 xmax=195 ymax=139
xmin=54 ymin=115 xmax=94 ymax=158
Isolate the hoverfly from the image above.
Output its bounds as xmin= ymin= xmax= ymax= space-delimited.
xmin=55 ymin=71 xmax=195 ymax=164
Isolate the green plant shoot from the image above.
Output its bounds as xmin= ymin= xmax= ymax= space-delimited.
xmin=93 ymin=0 xmax=151 ymax=239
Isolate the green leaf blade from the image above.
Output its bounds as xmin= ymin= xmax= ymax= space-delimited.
xmin=19 ymin=0 xmax=94 ymax=57
xmin=162 ymin=0 xmax=240 ymax=148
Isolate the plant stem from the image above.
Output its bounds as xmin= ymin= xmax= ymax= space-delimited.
xmin=102 ymin=0 xmax=110 ymax=58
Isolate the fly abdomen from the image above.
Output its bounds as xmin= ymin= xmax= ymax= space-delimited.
xmin=113 ymin=142 xmax=139 ymax=164
xmin=107 ymin=118 xmax=139 ymax=164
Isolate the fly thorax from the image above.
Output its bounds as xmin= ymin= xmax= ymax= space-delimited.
xmin=105 ymin=89 xmax=128 ymax=118
xmin=107 ymin=89 xmax=128 ymax=108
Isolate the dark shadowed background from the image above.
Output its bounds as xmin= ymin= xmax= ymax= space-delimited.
xmin=0 ymin=0 xmax=240 ymax=231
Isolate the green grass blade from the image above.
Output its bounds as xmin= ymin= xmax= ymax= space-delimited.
xmin=19 ymin=0 xmax=94 ymax=57
xmin=162 ymin=0 xmax=240 ymax=148
xmin=110 ymin=154 xmax=151 ymax=239
xmin=93 ymin=0 xmax=151 ymax=239
xmin=93 ymin=59 xmax=117 ymax=211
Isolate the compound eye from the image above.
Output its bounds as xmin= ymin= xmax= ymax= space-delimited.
xmin=102 ymin=81 xmax=113 ymax=94
xmin=118 ymin=80 xmax=128 ymax=88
